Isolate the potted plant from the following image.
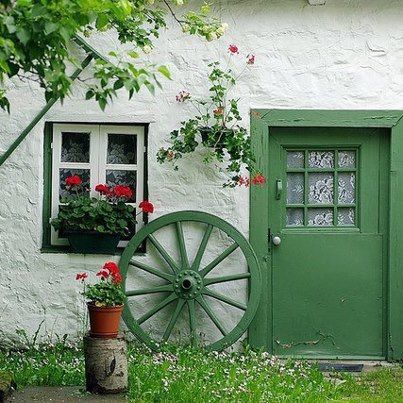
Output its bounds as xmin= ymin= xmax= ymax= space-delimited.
xmin=157 ymin=45 xmax=265 ymax=187
xmin=51 ymin=175 xmax=154 ymax=254
xmin=76 ymin=262 xmax=125 ymax=338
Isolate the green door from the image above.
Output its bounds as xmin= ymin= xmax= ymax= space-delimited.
xmin=268 ymin=127 xmax=388 ymax=359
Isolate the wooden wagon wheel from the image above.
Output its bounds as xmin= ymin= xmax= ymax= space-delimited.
xmin=119 ymin=211 xmax=261 ymax=351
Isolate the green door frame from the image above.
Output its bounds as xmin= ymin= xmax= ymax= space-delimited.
xmin=249 ymin=109 xmax=403 ymax=361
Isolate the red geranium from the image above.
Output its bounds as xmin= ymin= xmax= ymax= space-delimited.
xmin=95 ymin=184 xmax=110 ymax=195
xmin=139 ymin=200 xmax=154 ymax=214
xmin=101 ymin=262 xmax=123 ymax=284
xmin=66 ymin=175 xmax=82 ymax=187
xmin=76 ymin=272 xmax=88 ymax=281
xmin=247 ymin=54 xmax=255 ymax=65
xmin=113 ymin=185 xmax=133 ymax=199
xmin=96 ymin=268 xmax=110 ymax=279
xmin=251 ymin=173 xmax=266 ymax=186
xmin=228 ymin=44 xmax=239 ymax=54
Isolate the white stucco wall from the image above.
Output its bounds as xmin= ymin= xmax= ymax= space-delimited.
xmin=1 ymin=0 xmax=403 ymax=346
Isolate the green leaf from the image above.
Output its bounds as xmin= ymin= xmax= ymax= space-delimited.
xmin=98 ymin=97 xmax=107 ymax=111
xmin=128 ymin=51 xmax=139 ymax=59
xmin=96 ymin=14 xmax=109 ymax=30
xmin=157 ymin=65 xmax=171 ymax=79
xmin=44 ymin=22 xmax=59 ymax=35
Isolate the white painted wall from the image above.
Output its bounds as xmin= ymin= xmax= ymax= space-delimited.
xmin=1 ymin=0 xmax=402 ymax=346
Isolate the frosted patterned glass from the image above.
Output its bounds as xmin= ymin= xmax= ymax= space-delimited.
xmin=308 ymin=209 xmax=333 ymax=227
xmin=338 ymin=151 xmax=356 ymax=168
xmin=308 ymin=173 xmax=334 ymax=204
xmin=61 ymin=132 xmax=90 ymax=163
xmin=287 ymin=173 xmax=304 ymax=204
xmin=286 ymin=209 xmax=304 ymax=226
xmin=338 ymin=208 xmax=355 ymax=226
xmin=308 ymin=151 xmax=334 ymax=168
xmin=338 ymin=172 xmax=355 ymax=204
xmin=287 ymin=151 xmax=304 ymax=168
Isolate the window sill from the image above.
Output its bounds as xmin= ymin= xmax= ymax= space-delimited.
xmin=40 ymin=246 xmax=146 ymax=256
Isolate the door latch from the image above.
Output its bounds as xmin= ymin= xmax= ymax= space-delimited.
xmin=275 ymin=179 xmax=283 ymax=200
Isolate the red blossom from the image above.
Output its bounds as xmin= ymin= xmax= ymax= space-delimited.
xmin=96 ymin=269 xmax=109 ymax=279
xmin=66 ymin=175 xmax=82 ymax=187
xmin=102 ymin=262 xmax=123 ymax=284
xmin=247 ymin=54 xmax=255 ymax=65
xmin=237 ymin=176 xmax=250 ymax=187
xmin=76 ymin=272 xmax=88 ymax=281
xmin=213 ymin=107 xmax=224 ymax=117
xmin=251 ymin=173 xmax=266 ymax=186
xmin=139 ymin=200 xmax=154 ymax=214
xmin=228 ymin=44 xmax=239 ymax=54
xmin=95 ymin=184 xmax=110 ymax=195
xmin=176 ymin=91 xmax=191 ymax=102
xmin=113 ymin=185 xmax=133 ymax=199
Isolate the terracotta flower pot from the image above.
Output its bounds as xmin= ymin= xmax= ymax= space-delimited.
xmin=87 ymin=303 xmax=124 ymax=339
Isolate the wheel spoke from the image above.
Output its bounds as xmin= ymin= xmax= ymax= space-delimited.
xmin=200 ymin=243 xmax=239 ymax=278
xmin=188 ymin=299 xmax=197 ymax=346
xmin=138 ymin=293 xmax=177 ymax=325
xmin=203 ymin=289 xmax=247 ymax=311
xmin=175 ymin=222 xmax=190 ymax=269
xmin=126 ymin=284 xmax=174 ymax=297
xmin=191 ymin=224 xmax=213 ymax=271
xmin=196 ymin=296 xmax=228 ymax=336
xmin=130 ymin=259 xmax=174 ymax=282
xmin=203 ymin=272 xmax=251 ymax=286
xmin=162 ymin=299 xmax=186 ymax=342
xmin=148 ymin=234 xmax=179 ymax=273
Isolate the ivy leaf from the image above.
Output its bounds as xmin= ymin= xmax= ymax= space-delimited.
xmin=157 ymin=65 xmax=171 ymax=79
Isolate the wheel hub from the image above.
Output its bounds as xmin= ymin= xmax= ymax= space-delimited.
xmin=174 ymin=270 xmax=203 ymax=299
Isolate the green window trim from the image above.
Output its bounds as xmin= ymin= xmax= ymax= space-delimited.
xmin=41 ymin=121 xmax=149 ymax=255
xmin=249 ymin=109 xmax=403 ymax=361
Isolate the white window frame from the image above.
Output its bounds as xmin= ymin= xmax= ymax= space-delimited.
xmin=51 ymin=123 xmax=146 ymax=248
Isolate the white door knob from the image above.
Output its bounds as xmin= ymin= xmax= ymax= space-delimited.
xmin=272 ymin=236 xmax=281 ymax=246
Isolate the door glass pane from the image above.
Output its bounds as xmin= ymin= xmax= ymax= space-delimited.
xmin=338 ymin=151 xmax=356 ymax=168
xmin=61 ymin=132 xmax=90 ymax=163
xmin=59 ymin=168 xmax=90 ymax=200
xmin=107 ymin=134 xmax=137 ymax=164
xmin=287 ymin=151 xmax=304 ymax=168
xmin=338 ymin=208 xmax=355 ymax=226
xmin=338 ymin=172 xmax=355 ymax=204
xmin=308 ymin=173 xmax=334 ymax=204
xmin=307 ymin=208 xmax=333 ymax=227
xmin=106 ymin=170 xmax=136 ymax=202
xmin=308 ymin=151 xmax=334 ymax=168
xmin=287 ymin=173 xmax=304 ymax=204
xmin=286 ymin=208 xmax=304 ymax=226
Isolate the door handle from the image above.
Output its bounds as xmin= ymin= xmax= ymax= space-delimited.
xmin=272 ymin=236 xmax=282 ymax=246
xmin=275 ymin=179 xmax=283 ymax=200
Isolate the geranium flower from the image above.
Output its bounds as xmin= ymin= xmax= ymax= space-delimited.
xmin=228 ymin=44 xmax=239 ymax=54
xmin=75 ymin=272 xmax=88 ymax=281
xmin=66 ymin=175 xmax=82 ymax=187
xmin=251 ymin=173 xmax=266 ymax=186
xmin=237 ymin=176 xmax=250 ymax=187
xmin=139 ymin=200 xmax=154 ymax=214
xmin=113 ymin=185 xmax=133 ymax=199
xmin=95 ymin=184 xmax=110 ymax=195
xmin=96 ymin=269 xmax=109 ymax=280
xmin=102 ymin=262 xmax=123 ymax=284
xmin=247 ymin=54 xmax=255 ymax=65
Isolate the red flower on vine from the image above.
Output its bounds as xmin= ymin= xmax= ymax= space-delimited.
xmin=251 ymin=173 xmax=266 ymax=186
xmin=139 ymin=200 xmax=154 ymax=214
xmin=247 ymin=54 xmax=255 ymax=65
xmin=237 ymin=176 xmax=250 ymax=187
xmin=228 ymin=44 xmax=239 ymax=54
xmin=66 ymin=175 xmax=82 ymax=187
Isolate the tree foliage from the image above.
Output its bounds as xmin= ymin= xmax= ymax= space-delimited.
xmin=0 ymin=0 xmax=224 ymax=112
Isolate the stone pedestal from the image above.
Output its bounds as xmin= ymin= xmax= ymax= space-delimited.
xmin=83 ymin=334 xmax=128 ymax=395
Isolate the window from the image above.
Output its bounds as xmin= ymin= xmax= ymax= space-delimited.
xmin=286 ymin=149 xmax=357 ymax=228
xmin=43 ymin=123 xmax=147 ymax=250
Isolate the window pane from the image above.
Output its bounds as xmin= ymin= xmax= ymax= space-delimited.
xmin=338 ymin=172 xmax=355 ymax=204
xmin=107 ymin=134 xmax=137 ymax=164
xmin=308 ymin=173 xmax=334 ymax=204
xmin=106 ymin=170 xmax=136 ymax=202
xmin=287 ymin=151 xmax=304 ymax=168
xmin=307 ymin=208 xmax=333 ymax=227
xmin=286 ymin=208 xmax=304 ymax=226
xmin=338 ymin=151 xmax=356 ymax=168
xmin=61 ymin=132 xmax=90 ymax=163
xmin=338 ymin=208 xmax=355 ymax=226
xmin=308 ymin=151 xmax=334 ymax=168
xmin=287 ymin=173 xmax=304 ymax=204
xmin=59 ymin=168 xmax=90 ymax=200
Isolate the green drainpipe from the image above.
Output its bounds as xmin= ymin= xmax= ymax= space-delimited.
xmin=0 ymin=35 xmax=109 ymax=167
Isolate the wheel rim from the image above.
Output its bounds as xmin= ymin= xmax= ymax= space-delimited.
xmin=119 ymin=210 xmax=261 ymax=351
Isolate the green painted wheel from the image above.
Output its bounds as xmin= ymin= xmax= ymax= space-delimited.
xmin=119 ymin=211 xmax=261 ymax=351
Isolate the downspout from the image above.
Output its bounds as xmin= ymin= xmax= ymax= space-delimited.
xmin=0 ymin=35 xmax=107 ymax=167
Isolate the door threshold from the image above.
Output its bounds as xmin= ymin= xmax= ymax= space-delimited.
xmin=310 ymin=359 xmax=393 ymax=373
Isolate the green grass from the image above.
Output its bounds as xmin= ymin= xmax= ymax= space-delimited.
xmin=1 ymin=342 xmax=403 ymax=402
